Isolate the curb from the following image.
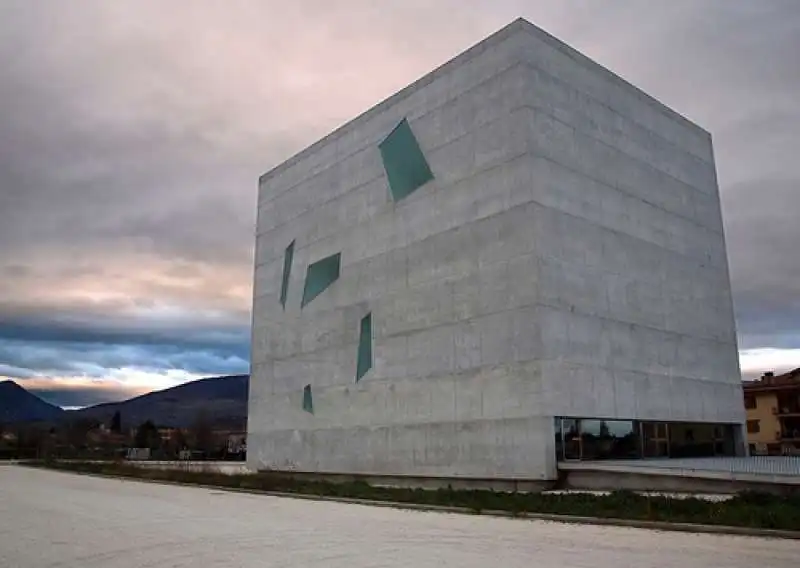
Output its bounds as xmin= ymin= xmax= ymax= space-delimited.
xmin=24 ymin=466 xmax=800 ymax=540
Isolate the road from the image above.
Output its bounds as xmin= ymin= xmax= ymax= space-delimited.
xmin=0 ymin=465 xmax=796 ymax=567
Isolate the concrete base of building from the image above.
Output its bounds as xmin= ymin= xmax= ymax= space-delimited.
xmin=127 ymin=460 xmax=251 ymax=475
xmin=124 ymin=456 xmax=800 ymax=496
xmin=559 ymin=458 xmax=800 ymax=495
xmin=255 ymin=469 xmax=555 ymax=493
xmin=258 ymin=455 xmax=800 ymax=495
xmin=562 ymin=469 xmax=800 ymax=496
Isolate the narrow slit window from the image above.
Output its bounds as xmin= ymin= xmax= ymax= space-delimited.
xmin=302 ymin=384 xmax=313 ymax=414
xmin=279 ymin=240 xmax=295 ymax=309
xmin=356 ymin=312 xmax=372 ymax=382
xmin=301 ymin=252 xmax=341 ymax=307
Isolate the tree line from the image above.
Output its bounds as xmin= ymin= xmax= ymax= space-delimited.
xmin=0 ymin=409 xmax=241 ymax=461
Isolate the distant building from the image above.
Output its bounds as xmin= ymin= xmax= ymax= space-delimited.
xmin=157 ymin=427 xmax=183 ymax=444
xmin=248 ymin=18 xmax=745 ymax=483
xmin=743 ymin=369 xmax=800 ymax=455
xmin=126 ymin=447 xmax=151 ymax=460
xmin=85 ymin=428 xmax=128 ymax=447
xmin=226 ymin=433 xmax=247 ymax=456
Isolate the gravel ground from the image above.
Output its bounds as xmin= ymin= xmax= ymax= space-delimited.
xmin=1 ymin=465 xmax=797 ymax=568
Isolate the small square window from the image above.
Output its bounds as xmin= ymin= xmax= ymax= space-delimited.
xmin=746 ymin=420 xmax=760 ymax=434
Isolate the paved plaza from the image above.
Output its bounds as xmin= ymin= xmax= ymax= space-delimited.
xmin=0 ymin=466 xmax=796 ymax=567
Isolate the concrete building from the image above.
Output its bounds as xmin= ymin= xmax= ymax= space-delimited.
xmin=744 ymin=369 xmax=800 ymax=456
xmin=248 ymin=18 xmax=745 ymax=483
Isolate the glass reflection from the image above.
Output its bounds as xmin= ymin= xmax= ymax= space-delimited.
xmin=554 ymin=417 xmax=563 ymax=460
xmin=554 ymin=418 xmax=738 ymax=461
xmin=669 ymin=423 xmax=736 ymax=457
xmin=562 ymin=419 xmax=581 ymax=460
xmin=580 ymin=420 xmax=639 ymax=460
xmin=642 ymin=422 xmax=670 ymax=457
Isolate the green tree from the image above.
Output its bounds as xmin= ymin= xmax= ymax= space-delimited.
xmin=110 ymin=411 xmax=122 ymax=433
xmin=190 ymin=410 xmax=214 ymax=455
xmin=134 ymin=420 xmax=160 ymax=449
xmin=172 ymin=428 xmax=188 ymax=450
xmin=162 ymin=428 xmax=188 ymax=458
xmin=65 ymin=418 xmax=99 ymax=450
xmin=16 ymin=425 xmax=46 ymax=458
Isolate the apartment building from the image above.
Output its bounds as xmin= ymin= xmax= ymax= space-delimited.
xmin=744 ymin=369 xmax=800 ymax=455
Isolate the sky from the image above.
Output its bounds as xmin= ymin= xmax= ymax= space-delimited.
xmin=1 ymin=1 xmax=799 ymax=408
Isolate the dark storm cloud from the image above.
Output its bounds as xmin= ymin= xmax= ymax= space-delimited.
xmin=1 ymin=6 xmax=240 ymax=404
xmin=0 ymin=0 xmax=527 ymax=406
xmin=0 ymin=311 xmax=248 ymax=352
xmin=724 ymin=177 xmax=800 ymax=350
xmin=686 ymin=3 xmax=800 ymax=359
xmin=0 ymin=1 xmax=799 ymax=406
xmin=0 ymin=337 xmax=249 ymax=380
xmin=28 ymin=388 xmax=130 ymax=409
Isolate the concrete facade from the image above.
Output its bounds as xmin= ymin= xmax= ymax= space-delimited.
xmin=248 ymin=18 xmax=744 ymax=481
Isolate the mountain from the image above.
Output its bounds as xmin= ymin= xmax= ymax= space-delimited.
xmin=71 ymin=374 xmax=249 ymax=430
xmin=0 ymin=380 xmax=66 ymax=423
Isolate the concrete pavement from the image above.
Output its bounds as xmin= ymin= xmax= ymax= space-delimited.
xmin=1 ymin=466 xmax=797 ymax=567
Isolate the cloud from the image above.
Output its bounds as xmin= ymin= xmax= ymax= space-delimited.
xmin=0 ymin=1 xmax=799 ymax=406
xmin=739 ymin=348 xmax=800 ymax=381
xmin=21 ymin=369 xmax=211 ymax=408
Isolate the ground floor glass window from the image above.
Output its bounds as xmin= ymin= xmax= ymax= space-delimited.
xmin=554 ymin=418 xmax=739 ymax=461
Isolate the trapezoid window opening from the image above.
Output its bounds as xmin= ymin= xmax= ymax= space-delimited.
xmin=356 ymin=312 xmax=373 ymax=382
xmin=379 ymin=117 xmax=434 ymax=202
xmin=302 ymin=384 xmax=313 ymax=414
xmin=279 ymin=240 xmax=295 ymax=309
xmin=301 ymin=252 xmax=341 ymax=308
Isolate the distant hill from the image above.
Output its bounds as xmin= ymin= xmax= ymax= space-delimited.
xmin=71 ymin=374 xmax=249 ymax=430
xmin=0 ymin=380 xmax=66 ymax=423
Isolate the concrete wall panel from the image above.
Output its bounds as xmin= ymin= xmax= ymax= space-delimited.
xmin=249 ymin=19 xmax=742 ymax=482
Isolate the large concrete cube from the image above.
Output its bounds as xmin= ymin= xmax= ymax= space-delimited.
xmin=248 ymin=18 xmax=744 ymax=481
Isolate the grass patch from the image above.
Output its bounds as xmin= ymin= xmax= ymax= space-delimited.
xmin=25 ymin=460 xmax=800 ymax=531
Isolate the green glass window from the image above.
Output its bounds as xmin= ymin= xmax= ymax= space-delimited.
xmin=279 ymin=240 xmax=295 ymax=309
xmin=356 ymin=312 xmax=372 ymax=382
xmin=301 ymin=252 xmax=341 ymax=307
xmin=302 ymin=384 xmax=313 ymax=414
xmin=379 ymin=118 xmax=434 ymax=201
